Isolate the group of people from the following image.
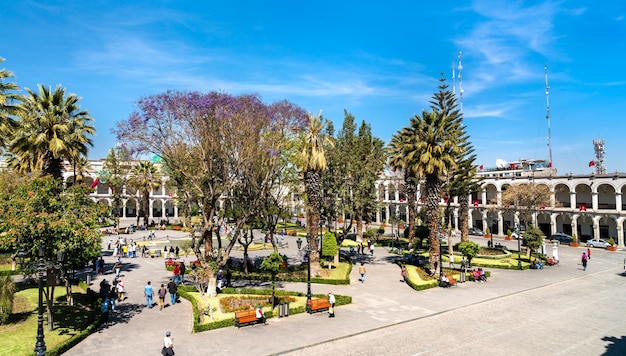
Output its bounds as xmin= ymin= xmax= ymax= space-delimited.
xmin=155 ymin=278 xmax=180 ymax=310
xmin=109 ymin=238 xmax=139 ymax=259
xmin=99 ymin=277 xmax=125 ymax=325
xmin=471 ymin=268 xmax=487 ymax=282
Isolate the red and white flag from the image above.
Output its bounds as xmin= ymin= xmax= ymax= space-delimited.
xmin=90 ymin=178 xmax=100 ymax=189
xmin=588 ymin=160 xmax=595 ymax=167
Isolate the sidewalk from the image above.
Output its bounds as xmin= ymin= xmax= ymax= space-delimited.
xmin=64 ymin=229 xmax=626 ymax=355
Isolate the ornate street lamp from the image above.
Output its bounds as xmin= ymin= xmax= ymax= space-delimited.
xmin=516 ymin=224 xmax=522 ymax=270
xmin=305 ymin=234 xmax=312 ymax=304
xmin=438 ymin=234 xmax=444 ymax=287
xmin=34 ymin=244 xmax=46 ymax=355
xmin=296 ymin=237 xmax=302 ymax=250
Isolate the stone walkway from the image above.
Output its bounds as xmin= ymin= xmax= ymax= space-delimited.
xmin=63 ymin=227 xmax=626 ymax=355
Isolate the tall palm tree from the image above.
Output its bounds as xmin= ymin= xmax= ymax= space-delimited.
xmin=392 ymin=78 xmax=464 ymax=276
xmin=9 ymin=85 xmax=94 ymax=179
xmin=127 ymin=161 xmax=161 ymax=227
xmin=446 ymin=143 xmax=483 ymax=242
xmin=389 ymin=126 xmax=420 ymax=247
xmin=297 ymin=112 xmax=332 ymax=276
xmin=0 ymin=58 xmax=21 ymax=152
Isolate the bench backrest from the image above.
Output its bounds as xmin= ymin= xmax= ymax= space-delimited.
xmin=235 ymin=309 xmax=256 ymax=318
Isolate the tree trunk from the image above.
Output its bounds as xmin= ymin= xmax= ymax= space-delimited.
xmin=426 ymin=174 xmax=442 ymax=276
xmin=458 ymin=195 xmax=470 ymax=242
xmin=405 ymin=172 xmax=417 ymax=247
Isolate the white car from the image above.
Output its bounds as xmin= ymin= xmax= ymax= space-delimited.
xmin=588 ymin=239 xmax=611 ymax=248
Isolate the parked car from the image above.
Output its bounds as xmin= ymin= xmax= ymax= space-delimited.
xmin=468 ymin=227 xmax=483 ymax=236
xmin=550 ymin=232 xmax=573 ymax=244
xmin=511 ymin=232 xmax=520 ymax=239
xmin=587 ymin=239 xmax=611 ymax=248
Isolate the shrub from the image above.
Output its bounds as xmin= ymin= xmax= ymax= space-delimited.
xmin=609 ymin=237 xmax=616 ymax=246
xmin=0 ymin=275 xmax=15 ymax=324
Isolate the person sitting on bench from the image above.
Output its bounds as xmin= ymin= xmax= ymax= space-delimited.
xmin=256 ymin=305 xmax=267 ymax=325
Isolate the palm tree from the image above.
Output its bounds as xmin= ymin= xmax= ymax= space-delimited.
xmin=392 ymin=77 xmax=464 ymax=276
xmin=297 ymin=112 xmax=332 ymax=276
xmin=127 ymin=161 xmax=161 ymax=227
xmin=0 ymin=58 xmax=21 ymax=152
xmin=9 ymin=85 xmax=94 ymax=179
xmin=389 ymin=126 xmax=420 ymax=247
xmin=446 ymin=143 xmax=483 ymax=242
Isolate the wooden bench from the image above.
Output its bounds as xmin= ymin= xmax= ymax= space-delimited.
xmin=448 ymin=276 xmax=458 ymax=287
xmin=307 ymin=298 xmax=331 ymax=314
xmin=234 ymin=309 xmax=260 ymax=328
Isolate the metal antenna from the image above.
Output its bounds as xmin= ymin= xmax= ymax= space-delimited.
xmin=458 ymin=51 xmax=464 ymax=111
xmin=545 ymin=65 xmax=553 ymax=169
xmin=452 ymin=60 xmax=456 ymax=95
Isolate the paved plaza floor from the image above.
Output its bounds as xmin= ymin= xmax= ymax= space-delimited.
xmin=63 ymin=225 xmax=626 ymax=356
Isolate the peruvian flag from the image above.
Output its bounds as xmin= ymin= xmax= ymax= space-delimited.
xmin=510 ymin=163 xmax=516 ymax=169
xmin=588 ymin=160 xmax=595 ymax=167
xmin=473 ymin=200 xmax=479 ymax=207
xmin=479 ymin=165 xmax=484 ymax=170
xmin=579 ymin=204 xmax=587 ymax=212
xmin=90 ymin=178 xmax=100 ymax=189
xmin=547 ymin=162 xmax=552 ymax=168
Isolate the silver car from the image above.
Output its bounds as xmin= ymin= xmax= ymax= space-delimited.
xmin=588 ymin=239 xmax=611 ymax=248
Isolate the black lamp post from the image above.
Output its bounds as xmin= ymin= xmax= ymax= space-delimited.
xmin=516 ymin=224 xmax=522 ymax=270
xmin=34 ymin=244 xmax=46 ymax=355
xmin=296 ymin=237 xmax=302 ymax=250
xmin=305 ymin=234 xmax=312 ymax=304
xmin=490 ymin=220 xmax=494 ymax=248
xmin=438 ymin=235 xmax=444 ymax=287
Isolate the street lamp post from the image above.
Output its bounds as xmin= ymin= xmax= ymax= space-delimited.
xmin=438 ymin=235 xmax=444 ymax=287
xmin=34 ymin=244 xmax=46 ymax=355
xmin=516 ymin=225 xmax=522 ymax=270
xmin=305 ymin=234 xmax=312 ymax=304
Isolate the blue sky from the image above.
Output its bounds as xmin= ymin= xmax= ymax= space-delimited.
xmin=1 ymin=1 xmax=625 ymax=175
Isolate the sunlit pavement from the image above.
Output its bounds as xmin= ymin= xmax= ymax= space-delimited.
xmin=64 ymin=223 xmax=626 ymax=356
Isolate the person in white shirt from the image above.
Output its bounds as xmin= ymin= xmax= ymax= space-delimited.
xmin=163 ymin=330 xmax=174 ymax=356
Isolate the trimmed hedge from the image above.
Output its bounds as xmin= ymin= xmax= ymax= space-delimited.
xmin=178 ymin=286 xmax=351 ymax=332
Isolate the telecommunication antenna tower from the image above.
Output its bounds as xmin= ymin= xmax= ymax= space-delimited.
xmin=545 ymin=65 xmax=553 ymax=168
xmin=457 ymin=51 xmax=464 ymax=111
xmin=452 ymin=60 xmax=456 ymax=95
xmin=593 ymin=139 xmax=607 ymax=174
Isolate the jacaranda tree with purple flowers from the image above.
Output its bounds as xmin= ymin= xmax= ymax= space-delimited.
xmin=114 ymin=91 xmax=307 ymax=284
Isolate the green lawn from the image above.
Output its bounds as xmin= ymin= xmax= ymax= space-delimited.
xmin=0 ymin=285 xmax=98 ymax=355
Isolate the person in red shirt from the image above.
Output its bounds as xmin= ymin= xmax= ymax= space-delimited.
xmin=173 ymin=264 xmax=181 ymax=285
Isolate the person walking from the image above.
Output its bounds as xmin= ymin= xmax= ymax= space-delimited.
xmin=582 ymin=252 xmax=588 ymax=271
xmin=173 ymin=264 xmax=181 ymax=285
xmin=144 ymin=281 xmax=154 ymax=308
xmin=179 ymin=262 xmax=186 ymax=285
xmin=116 ymin=279 xmax=125 ymax=302
xmin=587 ymin=247 xmax=591 ymax=260
xmin=359 ymin=263 xmax=366 ymax=283
xmin=158 ymin=284 xmax=167 ymax=311
xmin=167 ymin=278 xmax=178 ymax=305
xmin=162 ymin=330 xmax=174 ymax=356
xmin=400 ymin=265 xmax=407 ymax=282
xmin=101 ymin=298 xmax=110 ymax=325
xmin=328 ymin=292 xmax=336 ymax=318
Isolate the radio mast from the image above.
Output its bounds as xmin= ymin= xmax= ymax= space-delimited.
xmin=545 ymin=65 xmax=553 ymax=169
xmin=458 ymin=51 xmax=464 ymax=111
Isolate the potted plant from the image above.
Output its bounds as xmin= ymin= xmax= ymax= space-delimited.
xmin=608 ymin=237 xmax=618 ymax=251
xmin=570 ymin=233 xmax=579 ymax=247
xmin=505 ymin=229 xmax=513 ymax=241
xmin=484 ymin=227 xmax=492 ymax=238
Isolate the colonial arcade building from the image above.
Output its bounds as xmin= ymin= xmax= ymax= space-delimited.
xmin=376 ymin=167 xmax=626 ymax=249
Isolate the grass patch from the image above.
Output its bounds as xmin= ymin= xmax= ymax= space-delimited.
xmin=231 ymin=261 xmax=352 ymax=285
xmin=177 ymin=286 xmax=352 ymax=332
xmin=0 ymin=284 xmax=99 ymax=356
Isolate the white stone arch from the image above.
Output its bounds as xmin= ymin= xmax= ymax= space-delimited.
xmin=152 ymin=199 xmax=164 ymax=220
xmin=554 ymin=183 xmax=570 ymax=208
xmin=575 ymin=214 xmax=594 ymax=240
xmin=485 ymin=183 xmax=498 ymax=204
xmin=554 ymin=212 xmax=574 ymax=236
xmin=125 ymin=197 xmax=139 ymax=217
xmin=596 ymin=183 xmax=617 ymax=210
xmin=574 ymin=182 xmax=592 ymax=210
